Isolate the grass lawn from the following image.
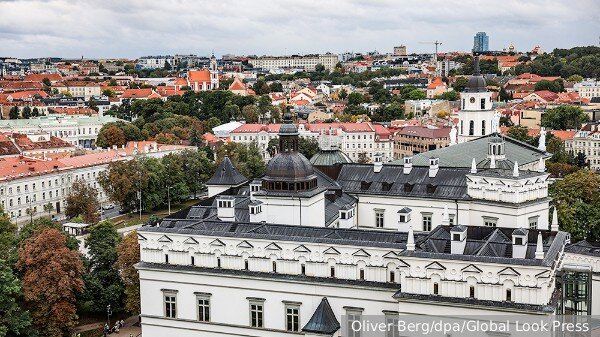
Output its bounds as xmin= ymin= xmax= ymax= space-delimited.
xmin=109 ymin=199 xmax=200 ymax=229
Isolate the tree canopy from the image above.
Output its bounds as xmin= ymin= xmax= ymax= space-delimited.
xmin=541 ymin=105 xmax=588 ymax=130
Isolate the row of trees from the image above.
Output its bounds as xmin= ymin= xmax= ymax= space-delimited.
xmin=8 ymin=106 xmax=42 ymax=120
xmin=514 ymin=46 xmax=600 ymax=78
xmin=98 ymin=149 xmax=215 ymax=213
xmin=0 ymin=214 xmax=140 ymax=337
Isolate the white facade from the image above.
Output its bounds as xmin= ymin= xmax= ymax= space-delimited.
xmin=230 ymin=123 xmax=393 ymax=162
xmin=0 ymin=115 xmax=122 ymax=148
xmin=0 ymin=143 xmax=193 ymax=224
xmin=137 ymin=56 xmax=176 ymax=70
xmin=249 ymin=54 xmax=339 ymax=72
xmin=571 ymin=127 xmax=600 ymax=171
xmin=573 ymin=80 xmax=600 ymax=99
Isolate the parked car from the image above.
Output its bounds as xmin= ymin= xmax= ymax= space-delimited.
xmin=102 ymin=203 xmax=115 ymax=210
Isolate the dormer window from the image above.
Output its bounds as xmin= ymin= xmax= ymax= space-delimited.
xmin=340 ymin=209 xmax=354 ymax=220
xmin=398 ymin=207 xmax=412 ymax=223
xmin=249 ymin=205 xmax=262 ymax=214
xmin=360 ymin=181 xmax=372 ymax=190
xmin=452 ymin=233 xmax=461 ymax=241
xmin=381 ymin=181 xmax=394 ymax=191
xmin=515 ymin=237 xmax=523 ymax=245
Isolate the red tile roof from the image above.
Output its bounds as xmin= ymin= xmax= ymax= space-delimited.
xmin=121 ymin=88 xmax=161 ymax=99
xmin=0 ymin=156 xmax=67 ymax=180
xmin=48 ymin=107 xmax=98 ymax=115
xmin=188 ymin=70 xmax=211 ymax=83
xmin=24 ymin=74 xmax=63 ymax=82
xmin=427 ymin=77 xmax=446 ymax=89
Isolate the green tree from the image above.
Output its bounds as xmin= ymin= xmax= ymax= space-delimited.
xmin=31 ymin=107 xmax=40 ymax=117
xmin=534 ymin=79 xmax=563 ymax=93
xmin=115 ymin=231 xmax=140 ymax=315
xmin=506 ymin=125 xmax=534 ymax=144
xmin=242 ymin=105 xmax=259 ymax=123
xmin=96 ymin=124 xmax=127 ymax=148
xmin=435 ymin=90 xmax=459 ymax=101
xmin=0 ymin=260 xmax=34 ymax=337
xmin=21 ymin=107 xmax=32 ymax=119
xmin=347 ymin=92 xmax=364 ymax=105
xmin=41 ymin=78 xmax=51 ymax=87
xmin=566 ymin=75 xmax=583 ymax=82
xmin=81 ymin=221 xmax=123 ymax=314
xmin=179 ymin=149 xmax=214 ymax=198
xmin=338 ymin=88 xmax=348 ymax=100
xmin=9 ymin=107 xmax=19 ymax=120
xmin=550 ymin=170 xmax=600 ymax=241
xmin=541 ymin=105 xmax=588 ymax=130
xmin=216 ymin=142 xmax=265 ymax=179
xmin=407 ymin=89 xmax=426 ymax=100
xmin=452 ymin=77 xmax=469 ymax=92
xmin=98 ymin=159 xmax=148 ymax=213
xmin=65 ymin=179 xmax=100 ymax=224
xmin=43 ymin=203 xmax=54 ymax=217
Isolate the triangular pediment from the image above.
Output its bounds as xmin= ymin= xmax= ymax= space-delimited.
xmin=210 ymin=239 xmax=225 ymax=247
xmin=383 ymin=251 xmax=399 ymax=259
xmin=535 ymin=270 xmax=551 ymax=278
xmin=158 ymin=235 xmax=172 ymax=243
xmin=425 ymin=261 xmax=446 ymax=270
xmin=323 ymin=247 xmax=340 ymax=255
xmin=294 ymin=244 xmax=311 ymax=253
xmin=352 ymin=249 xmax=371 ymax=257
xmin=498 ymin=267 xmax=521 ymax=276
xmin=237 ymin=240 xmax=254 ymax=249
xmin=265 ymin=242 xmax=282 ymax=251
xmin=137 ymin=233 xmax=147 ymax=241
xmin=183 ymin=237 xmax=199 ymax=244
xmin=461 ymin=264 xmax=483 ymax=273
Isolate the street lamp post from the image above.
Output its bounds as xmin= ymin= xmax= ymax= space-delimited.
xmin=167 ymin=186 xmax=172 ymax=215
xmin=106 ymin=304 xmax=112 ymax=328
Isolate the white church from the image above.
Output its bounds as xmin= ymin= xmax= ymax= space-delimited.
xmin=135 ymin=62 xmax=600 ymax=337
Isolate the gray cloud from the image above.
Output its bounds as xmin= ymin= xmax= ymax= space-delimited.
xmin=0 ymin=0 xmax=598 ymax=58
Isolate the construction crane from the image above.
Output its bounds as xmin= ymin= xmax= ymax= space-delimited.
xmin=419 ymin=40 xmax=443 ymax=63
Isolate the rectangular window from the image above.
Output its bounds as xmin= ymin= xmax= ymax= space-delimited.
xmin=164 ymin=293 xmax=177 ymax=318
xmin=197 ymin=295 xmax=210 ymax=322
xmin=515 ymin=237 xmax=523 ymax=245
xmin=506 ymin=289 xmax=512 ymax=302
xmin=433 ymin=282 xmax=439 ymax=295
xmin=249 ymin=301 xmax=264 ymax=328
xmin=346 ymin=309 xmax=363 ymax=337
xmin=285 ymin=305 xmax=300 ymax=332
xmin=330 ymin=266 xmax=335 ymax=278
xmin=483 ymin=217 xmax=498 ymax=227
xmin=469 ymin=286 xmax=475 ymax=298
xmin=191 ymin=256 xmax=195 ymax=266
xmin=359 ymin=268 xmax=365 ymax=280
xmin=375 ymin=210 xmax=384 ymax=228
xmin=528 ymin=216 xmax=539 ymax=230
xmin=385 ymin=313 xmax=400 ymax=337
xmin=389 ymin=270 xmax=395 ymax=283
xmin=422 ymin=213 xmax=432 ymax=231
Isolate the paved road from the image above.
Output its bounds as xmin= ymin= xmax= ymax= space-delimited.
xmin=100 ymin=205 xmax=122 ymax=220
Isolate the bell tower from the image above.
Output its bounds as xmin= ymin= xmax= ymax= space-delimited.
xmin=457 ymin=55 xmax=496 ymax=143
xmin=210 ymin=53 xmax=219 ymax=89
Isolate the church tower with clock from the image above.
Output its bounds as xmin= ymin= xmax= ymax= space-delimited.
xmin=457 ymin=55 xmax=497 ymax=143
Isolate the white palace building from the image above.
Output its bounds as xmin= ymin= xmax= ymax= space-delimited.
xmin=136 ymin=79 xmax=600 ymax=336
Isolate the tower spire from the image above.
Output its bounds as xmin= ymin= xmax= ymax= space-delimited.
xmin=473 ymin=54 xmax=481 ymax=76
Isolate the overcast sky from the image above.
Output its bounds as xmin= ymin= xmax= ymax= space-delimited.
xmin=0 ymin=0 xmax=598 ymax=59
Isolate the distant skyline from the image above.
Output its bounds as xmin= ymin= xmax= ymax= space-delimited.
xmin=0 ymin=0 xmax=598 ymax=59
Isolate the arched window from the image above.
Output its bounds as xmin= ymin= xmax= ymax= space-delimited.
xmin=469 ymin=121 xmax=474 ymax=136
xmin=481 ymin=120 xmax=486 ymax=135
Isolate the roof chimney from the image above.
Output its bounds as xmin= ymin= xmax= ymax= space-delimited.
xmin=535 ymin=232 xmax=544 ymax=259
xmin=403 ymin=156 xmax=413 ymax=175
xmin=450 ymin=225 xmax=467 ymax=255
xmin=216 ymin=196 xmax=236 ymax=222
xmin=373 ymin=153 xmax=383 ymax=173
xmin=470 ymin=158 xmax=477 ymax=174
xmin=511 ymin=228 xmax=528 ymax=259
xmin=428 ymin=157 xmax=439 ymax=178
xmin=406 ymin=226 xmax=415 ymax=251
xmin=512 ymin=161 xmax=519 ymax=178
xmin=551 ymin=207 xmax=559 ymax=232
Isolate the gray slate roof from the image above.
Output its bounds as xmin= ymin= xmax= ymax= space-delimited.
xmin=302 ymin=297 xmax=340 ymax=335
xmin=390 ymin=134 xmax=550 ymax=168
xmin=565 ymin=240 xmax=600 ymax=257
xmin=336 ymin=164 xmax=470 ymax=200
xmin=206 ymin=156 xmax=248 ymax=186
